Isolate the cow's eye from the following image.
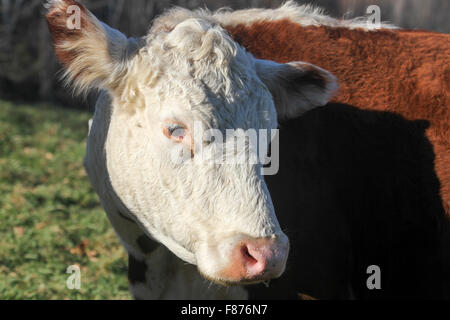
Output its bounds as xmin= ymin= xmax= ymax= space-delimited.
xmin=163 ymin=123 xmax=186 ymax=141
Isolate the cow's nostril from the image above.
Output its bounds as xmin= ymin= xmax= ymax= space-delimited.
xmin=237 ymin=237 xmax=289 ymax=281
xmin=241 ymin=242 xmax=269 ymax=278
xmin=220 ymin=236 xmax=289 ymax=283
xmin=241 ymin=245 xmax=258 ymax=264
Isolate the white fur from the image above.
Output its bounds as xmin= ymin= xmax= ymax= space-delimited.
xmin=83 ymin=19 xmax=286 ymax=282
xmin=47 ymin=0 xmax=345 ymax=299
xmin=149 ymin=0 xmax=396 ymax=34
xmin=212 ymin=1 xmax=396 ymax=30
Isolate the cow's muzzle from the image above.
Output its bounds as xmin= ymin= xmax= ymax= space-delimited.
xmin=220 ymin=234 xmax=289 ymax=283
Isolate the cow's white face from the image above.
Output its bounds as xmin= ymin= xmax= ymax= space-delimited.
xmin=46 ymin=0 xmax=337 ymax=285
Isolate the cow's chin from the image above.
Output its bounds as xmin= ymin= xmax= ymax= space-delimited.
xmin=196 ymin=261 xmax=285 ymax=287
xmin=197 ymin=270 xmax=266 ymax=287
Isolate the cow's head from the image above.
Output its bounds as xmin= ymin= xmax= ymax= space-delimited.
xmin=46 ymin=0 xmax=337 ymax=285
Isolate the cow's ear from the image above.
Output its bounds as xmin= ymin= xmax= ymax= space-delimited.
xmin=255 ymin=59 xmax=338 ymax=120
xmin=45 ymin=0 xmax=134 ymax=94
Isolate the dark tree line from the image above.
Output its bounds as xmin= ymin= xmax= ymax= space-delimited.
xmin=0 ymin=0 xmax=448 ymax=109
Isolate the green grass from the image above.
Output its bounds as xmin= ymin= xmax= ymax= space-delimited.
xmin=0 ymin=100 xmax=131 ymax=299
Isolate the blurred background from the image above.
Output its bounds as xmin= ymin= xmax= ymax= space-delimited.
xmin=0 ymin=0 xmax=448 ymax=299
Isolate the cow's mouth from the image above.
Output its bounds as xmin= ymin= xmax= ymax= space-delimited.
xmin=198 ymin=270 xmax=274 ymax=287
xmin=196 ymin=234 xmax=289 ymax=286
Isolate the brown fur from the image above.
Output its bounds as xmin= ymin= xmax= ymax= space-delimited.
xmin=45 ymin=0 xmax=90 ymax=69
xmin=225 ymin=20 xmax=450 ymax=214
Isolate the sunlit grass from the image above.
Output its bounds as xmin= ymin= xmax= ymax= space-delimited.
xmin=0 ymin=100 xmax=131 ymax=299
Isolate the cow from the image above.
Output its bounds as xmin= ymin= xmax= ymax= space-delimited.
xmin=45 ymin=1 xmax=450 ymax=299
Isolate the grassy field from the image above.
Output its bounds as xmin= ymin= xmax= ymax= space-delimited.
xmin=0 ymin=100 xmax=131 ymax=299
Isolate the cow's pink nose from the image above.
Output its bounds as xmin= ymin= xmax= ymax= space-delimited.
xmin=222 ymin=236 xmax=289 ymax=282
